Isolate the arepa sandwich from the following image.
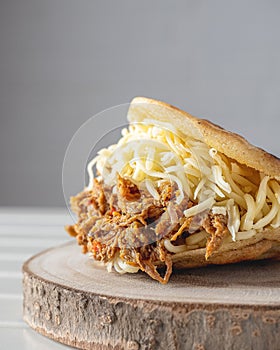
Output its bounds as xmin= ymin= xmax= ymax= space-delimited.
xmin=66 ymin=97 xmax=280 ymax=283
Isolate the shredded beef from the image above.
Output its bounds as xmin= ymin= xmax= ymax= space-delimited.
xmin=90 ymin=179 xmax=108 ymax=215
xmin=203 ymin=214 xmax=229 ymax=259
xmin=66 ymin=175 xmax=229 ymax=283
xmin=135 ymin=246 xmax=173 ymax=284
xmin=70 ymin=191 xmax=93 ymax=216
xmin=117 ymin=174 xmax=141 ymax=201
xmin=154 ymin=198 xmax=188 ymax=238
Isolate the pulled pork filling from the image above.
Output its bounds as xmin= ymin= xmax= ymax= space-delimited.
xmin=66 ymin=175 xmax=229 ymax=284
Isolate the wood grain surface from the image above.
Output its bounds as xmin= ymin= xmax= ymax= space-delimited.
xmin=23 ymin=241 xmax=280 ymax=350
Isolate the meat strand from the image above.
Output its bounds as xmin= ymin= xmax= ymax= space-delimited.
xmin=203 ymin=214 xmax=229 ymax=259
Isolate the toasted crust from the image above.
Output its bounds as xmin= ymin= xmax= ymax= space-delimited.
xmin=128 ymin=97 xmax=280 ymax=179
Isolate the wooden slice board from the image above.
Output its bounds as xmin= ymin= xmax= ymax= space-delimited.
xmin=23 ymin=241 xmax=280 ymax=350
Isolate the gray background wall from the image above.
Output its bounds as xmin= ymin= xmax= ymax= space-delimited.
xmin=1 ymin=0 xmax=280 ymax=207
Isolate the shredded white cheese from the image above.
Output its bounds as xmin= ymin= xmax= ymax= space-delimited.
xmin=184 ymin=197 xmax=215 ymax=218
xmin=164 ymin=239 xmax=188 ymax=253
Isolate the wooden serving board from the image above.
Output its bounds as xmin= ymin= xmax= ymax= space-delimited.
xmin=23 ymin=241 xmax=280 ymax=350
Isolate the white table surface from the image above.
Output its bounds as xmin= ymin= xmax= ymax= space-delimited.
xmin=0 ymin=207 xmax=73 ymax=349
